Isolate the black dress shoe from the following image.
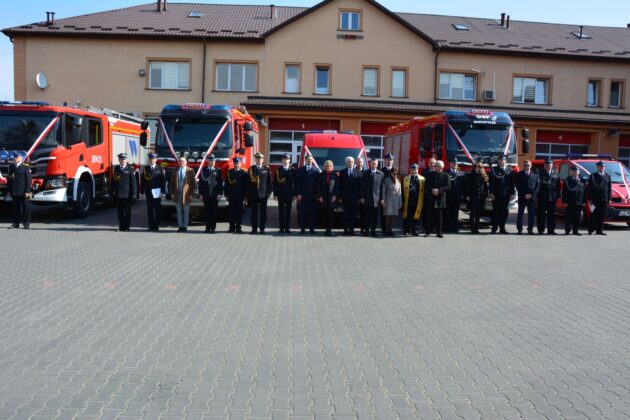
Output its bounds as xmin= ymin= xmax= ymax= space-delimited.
xmin=285 ymin=229 xmax=292 ymax=234
xmin=548 ymin=231 xmax=557 ymax=235
xmin=596 ymin=231 xmax=606 ymax=235
xmin=500 ymin=229 xmax=509 ymax=234
xmin=260 ymin=229 xmax=265 ymax=234
xmin=300 ymin=229 xmax=306 ymax=234
xmin=573 ymin=232 xmax=582 ymax=236
xmin=23 ymin=226 xmax=30 ymax=230
xmin=424 ymin=233 xmax=430 ymax=237
xmin=8 ymin=225 xmax=19 ymax=229
xmin=528 ymin=230 xmax=534 ymax=235
xmin=325 ymin=231 xmax=333 ymax=236
xmin=437 ymin=234 xmax=443 ymax=238
xmin=310 ymin=229 xmax=316 ymax=234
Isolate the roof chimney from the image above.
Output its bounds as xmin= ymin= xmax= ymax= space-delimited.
xmin=506 ymin=15 xmax=510 ymax=29
xmin=500 ymin=13 xmax=506 ymax=27
xmin=269 ymin=4 xmax=277 ymax=20
xmin=156 ymin=0 xmax=161 ymax=12
xmin=45 ymin=11 xmax=55 ymax=25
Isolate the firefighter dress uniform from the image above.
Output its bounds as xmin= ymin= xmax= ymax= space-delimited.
xmin=562 ymin=166 xmax=586 ymax=235
xmin=489 ymin=154 xmax=515 ymax=233
xmin=248 ymin=153 xmax=272 ymax=234
xmin=273 ymin=154 xmax=297 ymax=233
xmin=142 ymin=153 xmax=166 ymax=231
xmin=111 ymin=153 xmax=137 ymax=232
xmin=7 ymin=154 xmax=32 ymax=229
xmin=225 ymin=157 xmax=248 ymax=233
xmin=199 ymin=154 xmax=224 ymax=233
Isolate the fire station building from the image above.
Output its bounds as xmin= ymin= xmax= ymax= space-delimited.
xmin=4 ymin=0 xmax=630 ymax=165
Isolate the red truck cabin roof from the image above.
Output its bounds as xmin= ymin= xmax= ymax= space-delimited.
xmin=303 ymin=132 xmax=364 ymax=149
xmin=300 ymin=131 xmax=367 ymax=170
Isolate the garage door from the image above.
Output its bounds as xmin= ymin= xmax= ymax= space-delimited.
xmin=268 ymin=118 xmax=340 ymax=164
xmin=535 ymin=130 xmax=590 ymax=160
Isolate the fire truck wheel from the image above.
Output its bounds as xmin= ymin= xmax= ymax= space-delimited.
xmin=73 ymin=181 xmax=93 ymax=218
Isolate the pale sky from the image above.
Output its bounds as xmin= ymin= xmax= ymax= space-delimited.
xmin=1 ymin=0 xmax=628 ymax=101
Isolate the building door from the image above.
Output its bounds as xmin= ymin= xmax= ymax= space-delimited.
xmin=535 ymin=130 xmax=590 ymax=160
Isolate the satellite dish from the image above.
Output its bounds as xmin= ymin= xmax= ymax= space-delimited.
xmin=36 ymin=73 xmax=48 ymax=89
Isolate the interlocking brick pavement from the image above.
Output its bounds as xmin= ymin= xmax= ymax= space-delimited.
xmin=0 ymin=201 xmax=629 ymax=419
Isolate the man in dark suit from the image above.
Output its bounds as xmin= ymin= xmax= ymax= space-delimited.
xmin=360 ymin=158 xmax=384 ymax=237
xmin=536 ymin=158 xmax=561 ymax=235
xmin=273 ymin=153 xmax=296 ymax=233
xmin=355 ymin=157 xmax=367 ymax=234
xmin=338 ymin=156 xmax=362 ymax=235
xmin=444 ymin=158 xmax=464 ymax=233
xmin=7 ymin=153 xmax=32 ymax=229
xmin=424 ymin=160 xmax=450 ymax=238
xmin=199 ymin=154 xmax=224 ymax=233
xmin=421 ymin=157 xmax=436 ymax=233
xmin=111 ymin=152 xmax=137 ymax=232
xmin=225 ymin=157 xmax=248 ymax=233
xmin=562 ymin=165 xmax=586 ymax=236
xmin=296 ymin=154 xmax=320 ymax=234
xmin=515 ymin=160 xmax=540 ymax=234
xmin=588 ymin=160 xmax=612 ymax=235
xmin=489 ymin=153 xmax=515 ymax=234
xmin=142 ymin=152 xmax=166 ymax=232
xmin=381 ymin=153 xmax=395 ymax=234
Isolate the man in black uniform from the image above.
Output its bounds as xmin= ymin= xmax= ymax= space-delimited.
xmin=142 ymin=152 xmax=166 ymax=231
xmin=273 ymin=153 xmax=296 ymax=233
xmin=489 ymin=153 xmax=515 ymax=234
xmin=562 ymin=165 xmax=585 ymax=235
xmin=361 ymin=158 xmax=384 ymax=237
xmin=225 ymin=157 xmax=248 ymax=233
xmin=536 ymin=158 xmax=561 ymax=235
xmin=296 ymin=154 xmax=321 ymax=234
xmin=588 ymin=160 xmax=612 ymax=235
xmin=248 ymin=152 xmax=272 ymax=234
xmin=199 ymin=154 xmax=224 ymax=233
xmin=338 ymin=156 xmax=362 ymax=235
xmin=7 ymin=153 xmax=32 ymax=229
xmin=424 ymin=160 xmax=450 ymax=238
xmin=444 ymin=157 xmax=464 ymax=233
xmin=514 ymin=160 xmax=540 ymax=235
xmin=111 ymin=153 xmax=137 ymax=232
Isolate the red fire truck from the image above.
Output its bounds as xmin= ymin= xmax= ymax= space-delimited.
xmin=298 ymin=130 xmax=369 ymax=170
xmin=0 ymin=101 xmax=149 ymax=217
xmin=385 ymin=110 xmax=529 ymax=174
xmin=150 ymin=104 xmax=258 ymax=207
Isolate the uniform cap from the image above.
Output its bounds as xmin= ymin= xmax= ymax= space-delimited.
xmin=232 ymin=157 xmax=242 ymax=163
xmin=544 ymin=158 xmax=553 ymax=164
xmin=206 ymin=154 xmax=216 ymax=161
xmin=596 ymin=160 xmax=604 ymax=166
xmin=497 ymin=153 xmax=507 ymax=159
xmin=117 ymin=153 xmax=127 ymax=159
xmin=148 ymin=152 xmax=157 ymax=159
xmin=254 ymin=152 xmax=264 ymax=159
xmin=409 ymin=163 xmax=419 ymax=169
xmin=281 ymin=153 xmax=291 ymax=160
xmin=450 ymin=157 xmax=458 ymax=164
xmin=570 ymin=165 xmax=579 ymax=171
xmin=384 ymin=153 xmax=394 ymax=160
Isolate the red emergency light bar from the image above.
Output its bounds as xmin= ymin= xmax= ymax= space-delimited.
xmin=466 ymin=110 xmax=494 ymax=117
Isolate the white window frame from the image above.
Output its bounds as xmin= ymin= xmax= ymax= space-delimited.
xmin=269 ymin=130 xmax=306 ymax=164
xmin=361 ymin=135 xmax=385 ymax=163
xmin=439 ymin=72 xmax=477 ymax=101
xmin=315 ymin=66 xmax=331 ymax=95
xmin=340 ymin=11 xmax=361 ymax=31
xmin=148 ymin=60 xmax=190 ymax=90
xmin=284 ymin=64 xmax=301 ymax=94
xmin=215 ymin=62 xmax=258 ymax=92
xmin=391 ymin=69 xmax=407 ymax=98
xmin=587 ymin=79 xmax=601 ymax=107
xmin=535 ymin=143 xmax=589 ymax=160
xmin=362 ymin=67 xmax=379 ymax=97
xmin=610 ymin=81 xmax=624 ymax=108
xmin=513 ymin=76 xmax=550 ymax=105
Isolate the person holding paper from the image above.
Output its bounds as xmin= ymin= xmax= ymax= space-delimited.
xmin=142 ymin=152 xmax=166 ymax=232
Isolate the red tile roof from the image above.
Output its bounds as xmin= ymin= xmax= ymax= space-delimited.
xmin=3 ymin=2 xmax=630 ymax=61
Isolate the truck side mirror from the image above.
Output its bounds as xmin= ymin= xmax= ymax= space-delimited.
xmin=141 ymin=120 xmax=149 ymax=131
xmin=140 ymin=132 xmax=148 ymax=147
xmin=244 ymin=133 xmax=254 ymax=148
xmin=521 ymin=127 xmax=530 ymax=154
xmin=244 ymin=121 xmax=253 ymax=131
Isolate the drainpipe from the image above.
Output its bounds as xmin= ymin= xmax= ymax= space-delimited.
xmin=201 ymin=37 xmax=207 ymax=103
xmin=434 ymin=45 xmax=441 ymax=103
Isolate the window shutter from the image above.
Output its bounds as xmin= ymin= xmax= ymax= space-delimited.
xmin=162 ymin=62 xmax=178 ymax=89
xmin=285 ymin=66 xmax=299 ymax=93
xmin=464 ymin=75 xmax=476 ymax=100
xmin=450 ymin=73 xmax=464 ymax=100
xmin=230 ymin=64 xmax=244 ymax=91
xmin=178 ymin=62 xmax=190 ymax=89
xmin=216 ymin=64 xmax=229 ymax=90
xmin=535 ymin=79 xmax=548 ymax=104
xmin=513 ymin=77 xmax=523 ymax=102
xmin=244 ymin=64 xmax=257 ymax=91
xmin=149 ymin=62 xmax=162 ymax=89
xmin=523 ymin=78 xmax=536 ymax=103
xmin=363 ymin=68 xmax=377 ymax=96
xmin=439 ymin=73 xmax=450 ymax=99
xmin=392 ymin=70 xmax=405 ymax=97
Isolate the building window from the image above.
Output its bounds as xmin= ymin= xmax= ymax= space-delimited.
xmin=513 ymin=76 xmax=550 ymax=104
xmin=148 ymin=60 xmax=190 ymax=90
xmin=215 ymin=62 xmax=257 ymax=92
xmin=362 ymin=135 xmax=384 ymax=162
xmin=391 ymin=68 xmax=407 ymax=98
xmin=284 ymin=64 xmax=301 ymax=94
xmin=340 ymin=10 xmax=361 ymax=31
xmin=315 ymin=65 xmax=331 ymax=95
xmin=618 ymin=147 xmax=630 ymax=167
xmin=587 ymin=79 xmax=601 ymax=107
xmin=362 ymin=67 xmax=379 ymax=97
xmin=269 ymin=130 xmax=305 ymax=164
xmin=535 ymin=143 xmax=588 ymax=160
xmin=439 ymin=72 xmax=476 ymax=101
xmin=610 ymin=81 xmax=624 ymax=108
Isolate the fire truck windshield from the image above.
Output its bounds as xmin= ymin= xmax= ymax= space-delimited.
xmin=0 ymin=113 xmax=57 ymax=150
xmin=307 ymin=147 xmax=362 ymax=170
xmin=446 ymin=124 xmax=515 ymax=162
xmin=157 ymin=118 xmax=233 ymax=158
xmin=577 ymin=161 xmax=630 ymax=184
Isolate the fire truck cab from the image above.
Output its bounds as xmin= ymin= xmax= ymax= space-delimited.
xmin=0 ymin=101 xmax=148 ymax=217
xmin=298 ymin=130 xmax=368 ymax=170
xmin=554 ymin=154 xmax=630 ymax=225
xmin=150 ymin=103 xmax=258 ymax=208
